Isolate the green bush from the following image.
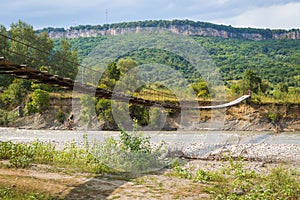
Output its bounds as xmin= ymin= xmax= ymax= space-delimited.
xmin=1 ymin=79 xmax=29 ymax=108
xmin=79 ymin=94 xmax=95 ymax=123
xmin=24 ymin=102 xmax=38 ymax=115
xmin=266 ymin=111 xmax=281 ymax=122
xmin=0 ymin=109 xmax=19 ymax=126
xmin=0 ymin=141 xmax=35 ymax=168
xmin=25 ymin=89 xmax=50 ymax=114
xmin=96 ymin=123 xmax=166 ymax=173
xmin=56 ymin=108 xmax=65 ymax=123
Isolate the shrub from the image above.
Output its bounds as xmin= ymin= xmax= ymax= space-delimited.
xmin=79 ymin=94 xmax=95 ymax=123
xmin=1 ymin=79 xmax=28 ymax=107
xmin=0 ymin=109 xmax=18 ymax=125
xmin=266 ymin=111 xmax=281 ymax=122
xmin=56 ymin=108 xmax=65 ymax=123
xmin=25 ymin=89 xmax=50 ymax=114
xmin=97 ymin=123 xmax=166 ymax=173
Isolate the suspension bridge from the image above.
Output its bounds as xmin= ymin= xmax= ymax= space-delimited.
xmin=0 ymin=33 xmax=250 ymax=110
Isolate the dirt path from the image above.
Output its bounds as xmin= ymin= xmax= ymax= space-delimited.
xmin=1 ymin=159 xmax=298 ymax=199
xmin=0 ymin=166 xmax=209 ymax=199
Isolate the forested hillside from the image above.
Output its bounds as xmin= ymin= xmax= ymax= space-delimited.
xmin=61 ymin=35 xmax=300 ymax=86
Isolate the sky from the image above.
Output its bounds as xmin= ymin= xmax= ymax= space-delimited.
xmin=1 ymin=0 xmax=300 ymax=30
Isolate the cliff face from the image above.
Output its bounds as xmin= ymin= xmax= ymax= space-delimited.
xmin=46 ymin=25 xmax=300 ymax=41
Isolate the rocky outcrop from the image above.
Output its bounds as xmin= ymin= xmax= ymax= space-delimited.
xmin=43 ymin=22 xmax=300 ymax=41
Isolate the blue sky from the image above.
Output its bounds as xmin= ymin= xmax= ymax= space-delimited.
xmin=1 ymin=0 xmax=300 ymax=29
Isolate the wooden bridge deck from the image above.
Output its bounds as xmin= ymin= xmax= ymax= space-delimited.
xmin=0 ymin=57 xmax=250 ymax=110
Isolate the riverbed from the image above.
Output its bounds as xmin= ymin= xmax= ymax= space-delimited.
xmin=0 ymin=127 xmax=299 ymax=144
xmin=1 ymin=128 xmax=300 ymax=163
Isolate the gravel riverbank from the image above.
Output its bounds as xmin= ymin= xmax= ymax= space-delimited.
xmin=169 ymin=143 xmax=300 ymax=164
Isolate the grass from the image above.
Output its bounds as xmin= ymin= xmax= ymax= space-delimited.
xmin=0 ymin=127 xmax=166 ymax=173
xmin=166 ymin=157 xmax=300 ymax=200
xmin=0 ymin=186 xmax=53 ymax=200
xmin=0 ymin=139 xmax=108 ymax=173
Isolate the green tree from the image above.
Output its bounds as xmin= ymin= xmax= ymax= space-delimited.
xmin=99 ymin=62 xmax=120 ymax=90
xmin=129 ymin=105 xmax=150 ymax=126
xmin=107 ymin=61 xmax=120 ymax=80
xmin=192 ymin=79 xmax=210 ymax=98
xmin=273 ymin=82 xmax=289 ymax=99
xmin=95 ymin=98 xmax=116 ymax=129
xmin=52 ymin=39 xmax=79 ymax=79
xmin=242 ymin=69 xmax=262 ymax=94
xmin=79 ymin=94 xmax=96 ymax=123
xmin=0 ymin=25 xmax=8 ymax=56
xmin=1 ymin=79 xmax=29 ymax=107
xmin=25 ymin=89 xmax=50 ymax=114
xmin=32 ymin=32 xmax=54 ymax=68
xmin=8 ymin=20 xmax=36 ymax=65
xmin=117 ymin=58 xmax=137 ymax=75
xmin=294 ymin=75 xmax=300 ymax=87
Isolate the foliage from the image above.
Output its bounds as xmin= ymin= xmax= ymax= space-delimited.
xmin=167 ymin=156 xmax=300 ymax=200
xmin=79 ymin=94 xmax=96 ymax=123
xmin=98 ymin=123 xmax=166 ymax=173
xmin=167 ymin=159 xmax=192 ymax=179
xmin=119 ymin=124 xmax=151 ymax=153
xmin=0 ymin=186 xmax=53 ymax=200
xmin=31 ymin=83 xmax=51 ymax=92
xmin=0 ymin=141 xmax=34 ymax=168
xmin=0 ymin=25 xmax=8 ymax=56
xmin=242 ymin=69 xmax=262 ymax=94
xmin=60 ymin=27 xmax=300 ymax=87
xmin=266 ymin=111 xmax=281 ymax=123
xmin=49 ymin=21 xmax=300 ymax=103
xmin=194 ymin=169 xmax=225 ymax=183
xmin=25 ymin=89 xmax=50 ymax=114
xmin=95 ymin=98 xmax=116 ymax=128
xmin=51 ymin=38 xmax=79 ymax=79
xmin=0 ymin=128 xmax=166 ymax=174
xmin=0 ymin=20 xmax=78 ymax=89
xmin=56 ymin=108 xmax=65 ymax=123
xmin=129 ymin=105 xmax=150 ymax=127
xmin=0 ymin=79 xmax=29 ymax=108
xmin=192 ymin=79 xmax=210 ymax=98
xmin=0 ymin=139 xmax=108 ymax=173
xmin=0 ymin=109 xmax=18 ymax=125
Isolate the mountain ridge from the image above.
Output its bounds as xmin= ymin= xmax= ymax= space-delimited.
xmin=38 ymin=19 xmax=300 ymax=41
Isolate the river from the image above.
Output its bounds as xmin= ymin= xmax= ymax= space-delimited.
xmin=0 ymin=127 xmax=299 ymax=145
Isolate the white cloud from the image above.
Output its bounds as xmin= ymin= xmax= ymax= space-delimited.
xmin=215 ymin=2 xmax=300 ymax=29
xmin=1 ymin=0 xmax=300 ymax=29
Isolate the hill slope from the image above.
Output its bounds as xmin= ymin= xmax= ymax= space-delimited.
xmin=45 ymin=20 xmax=300 ymax=86
xmin=61 ymin=35 xmax=300 ymax=86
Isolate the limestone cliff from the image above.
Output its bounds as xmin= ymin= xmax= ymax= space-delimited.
xmin=41 ymin=20 xmax=300 ymax=41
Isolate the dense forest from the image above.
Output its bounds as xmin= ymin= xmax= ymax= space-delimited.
xmin=63 ymin=35 xmax=300 ymax=87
